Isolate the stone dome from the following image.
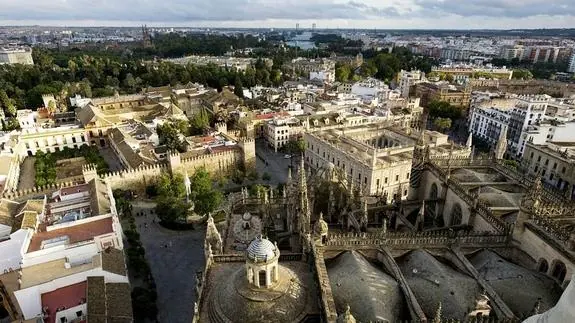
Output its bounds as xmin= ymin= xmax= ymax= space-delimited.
xmin=247 ymin=235 xmax=278 ymax=263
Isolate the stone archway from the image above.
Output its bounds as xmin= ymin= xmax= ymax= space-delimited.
xmin=258 ymin=270 xmax=267 ymax=287
xmin=551 ymin=260 xmax=567 ymax=283
xmin=537 ymin=258 xmax=549 ymax=273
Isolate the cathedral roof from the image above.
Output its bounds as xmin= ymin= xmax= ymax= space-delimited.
xmin=469 ymin=249 xmax=562 ymax=318
xmin=327 ymin=251 xmax=406 ymax=322
xmin=246 ymin=235 xmax=278 ymax=263
xmin=397 ymin=249 xmax=480 ymax=320
xmin=204 ymin=262 xmax=319 ymax=322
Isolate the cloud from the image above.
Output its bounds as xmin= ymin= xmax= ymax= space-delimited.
xmin=0 ymin=0 xmax=404 ymax=22
xmin=0 ymin=0 xmax=574 ymax=27
xmin=413 ymin=0 xmax=575 ymax=18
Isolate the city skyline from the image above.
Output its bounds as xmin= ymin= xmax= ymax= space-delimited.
xmin=1 ymin=0 xmax=574 ymax=29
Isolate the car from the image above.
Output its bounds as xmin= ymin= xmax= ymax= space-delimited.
xmin=284 ymin=154 xmax=292 ymax=159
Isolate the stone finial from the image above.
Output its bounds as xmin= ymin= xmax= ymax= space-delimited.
xmin=494 ymin=125 xmax=508 ymax=160
xmin=337 ymin=305 xmax=356 ymax=323
xmin=432 ymin=302 xmax=442 ymax=323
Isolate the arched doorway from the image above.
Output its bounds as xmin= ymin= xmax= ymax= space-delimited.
xmin=259 ymin=271 xmax=267 ymax=287
xmin=537 ymin=259 xmax=549 ymax=273
xmin=551 ymin=261 xmax=567 ymax=283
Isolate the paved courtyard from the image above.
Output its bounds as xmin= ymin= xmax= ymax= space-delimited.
xmin=255 ymin=140 xmax=300 ymax=185
xmin=131 ymin=201 xmax=205 ymax=323
xmin=17 ymin=157 xmax=36 ymax=190
xmin=99 ymin=146 xmax=124 ymax=172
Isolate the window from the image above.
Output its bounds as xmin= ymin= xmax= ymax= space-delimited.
xmin=550 ymin=173 xmax=554 ymax=180
xmin=384 ymin=177 xmax=388 ymax=184
xmin=364 ymin=177 xmax=367 ymax=185
xmin=406 ymin=172 xmax=410 ymax=179
xmin=395 ymin=175 xmax=399 ymax=182
xmin=376 ymin=179 xmax=380 ymax=187
xmin=562 ymin=166 xmax=566 ymax=174
xmin=553 ymin=163 xmax=557 ymax=170
xmin=537 ymin=156 xmax=541 ymax=162
xmin=450 ymin=203 xmax=463 ymax=226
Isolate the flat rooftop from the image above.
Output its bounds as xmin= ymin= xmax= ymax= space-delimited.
xmin=41 ymin=281 xmax=87 ymax=323
xmin=28 ymin=217 xmax=113 ymax=253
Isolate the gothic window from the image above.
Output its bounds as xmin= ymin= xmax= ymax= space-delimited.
xmin=537 ymin=259 xmax=549 ymax=273
xmin=430 ymin=183 xmax=438 ymax=200
xmin=450 ymin=203 xmax=463 ymax=226
xmin=551 ymin=261 xmax=567 ymax=283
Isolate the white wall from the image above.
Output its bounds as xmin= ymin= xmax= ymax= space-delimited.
xmin=15 ymin=268 xmax=129 ymax=319
xmin=0 ymin=229 xmax=31 ymax=273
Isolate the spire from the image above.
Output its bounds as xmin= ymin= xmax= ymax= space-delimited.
xmin=337 ymin=305 xmax=356 ymax=323
xmin=205 ymin=214 xmax=223 ymax=254
xmin=432 ymin=302 xmax=442 ymax=323
xmin=494 ymin=125 xmax=508 ymax=160
xmin=466 ymin=132 xmax=473 ymax=149
xmin=361 ymin=196 xmax=368 ymax=227
xmin=298 ymin=156 xmax=311 ymax=234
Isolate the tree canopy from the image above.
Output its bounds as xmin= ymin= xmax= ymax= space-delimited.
xmin=157 ymin=121 xmax=188 ymax=152
xmin=189 ymin=167 xmax=223 ymax=216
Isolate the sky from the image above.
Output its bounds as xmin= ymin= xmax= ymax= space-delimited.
xmin=0 ymin=0 xmax=574 ymax=29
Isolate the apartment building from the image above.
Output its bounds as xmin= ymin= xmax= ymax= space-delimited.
xmin=397 ymin=70 xmax=425 ymax=98
xmin=522 ymin=141 xmax=575 ymax=198
xmin=507 ymin=95 xmax=551 ymax=158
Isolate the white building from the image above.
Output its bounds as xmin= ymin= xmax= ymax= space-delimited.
xmin=264 ymin=117 xmax=304 ymax=152
xmin=469 ymin=107 xmax=511 ymax=148
xmin=397 ymin=70 xmax=425 ymax=98
xmin=568 ymin=52 xmax=575 ymax=73
xmin=508 ymin=95 xmax=551 ymax=158
xmin=470 ymin=95 xmax=575 ymax=159
xmin=309 ymin=70 xmax=335 ymax=83
xmin=0 ymin=47 xmax=34 ymax=65
xmin=16 ymin=109 xmax=36 ymax=129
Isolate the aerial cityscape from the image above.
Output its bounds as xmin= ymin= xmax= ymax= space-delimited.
xmin=0 ymin=1 xmax=575 ymax=323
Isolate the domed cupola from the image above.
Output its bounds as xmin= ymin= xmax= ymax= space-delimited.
xmin=245 ymin=235 xmax=280 ymax=288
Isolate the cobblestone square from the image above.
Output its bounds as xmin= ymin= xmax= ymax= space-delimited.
xmin=131 ymin=201 xmax=205 ymax=323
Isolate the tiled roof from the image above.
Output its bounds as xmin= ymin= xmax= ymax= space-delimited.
xmin=87 ymin=277 xmax=106 ymax=322
xmin=27 ymin=216 xmax=114 ymax=253
xmin=101 ymin=248 xmax=127 ymax=276
xmin=105 ymin=283 xmax=133 ymax=321
xmin=87 ymin=277 xmax=133 ymax=323
xmin=0 ymin=198 xmax=43 ymax=231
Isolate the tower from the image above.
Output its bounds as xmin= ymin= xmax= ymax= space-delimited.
xmin=408 ymin=126 xmax=427 ymax=200
xmin=141 ymin=25 xmax=153 ymax=48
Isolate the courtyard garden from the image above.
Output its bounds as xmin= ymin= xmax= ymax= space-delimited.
xmin=34 ymin=145 xmax=109 ymax=186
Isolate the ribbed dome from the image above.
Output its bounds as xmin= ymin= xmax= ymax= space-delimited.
xmin=246 ymin=235 xmax=278 ymax=262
